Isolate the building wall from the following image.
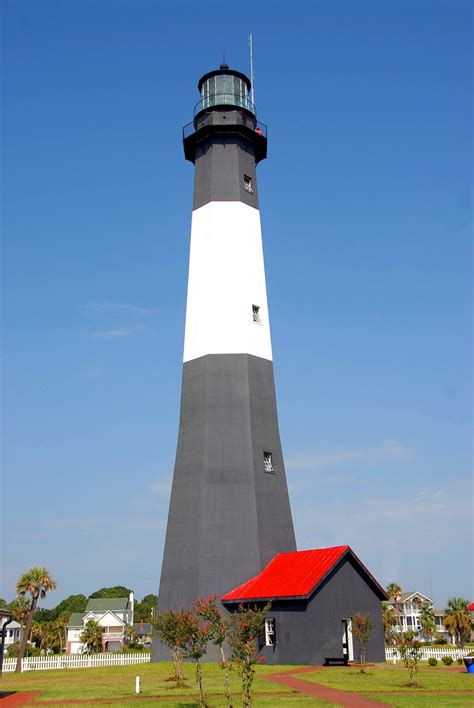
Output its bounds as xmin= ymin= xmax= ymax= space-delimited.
xmin=253 ymin=556 xmax=386 ymax=665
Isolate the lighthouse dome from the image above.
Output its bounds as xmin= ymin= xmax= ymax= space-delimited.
xmin=197 ymin=66 xmax=254 ymax=115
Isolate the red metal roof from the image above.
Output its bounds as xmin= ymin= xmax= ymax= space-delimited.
xmin=468 ymin=602 xmax=474 ymax=612
xmin=222 ymin=545 xmax=350 ymax=602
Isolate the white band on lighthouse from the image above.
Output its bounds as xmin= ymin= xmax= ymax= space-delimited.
xmin=183 ymin=200 xmax=273 ymax=363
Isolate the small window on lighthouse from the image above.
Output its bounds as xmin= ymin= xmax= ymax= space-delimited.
xmin=263 ymin=451 xmax=274 ymax=473
xmin=243 ymin=175 xmax=254 ymax=194
xmin=252 ymin=305 xmax=261 ymax=323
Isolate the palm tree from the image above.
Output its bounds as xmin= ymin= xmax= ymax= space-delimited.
xmin=419 ymin=604 xmax=436 ymax=642
xmin=124 ymin=624 xmax=138 ymax=646
xmin=15 ymin=566 xmax=57 ymax=671
xmin=382 ymin=602 xmax=397 ymax=645
xmin=55 ymin=613 xmax=70 ymax=654
xmin=443 ymin=597 xmax=472 ymax=648
xmin=386 ymin=583 xmax=403 ymax=636
xmin=80 ymin=620 xmax=103 ymax=654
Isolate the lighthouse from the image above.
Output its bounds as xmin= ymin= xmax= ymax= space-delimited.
xmin=153 ymin=65 xmax=296 ymax=655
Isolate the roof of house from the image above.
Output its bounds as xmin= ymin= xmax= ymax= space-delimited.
xmin=221 ymin=545 xmax=387 ymax=602
xmin=68 ymin=613 xmax=85 ymax=627
xmin=85 ymin=598 xmax=129 ymax=612
xmin=468 ymin=602 xmax=474 ymax=612
xmin=399 ymin=590 xmax=432 ymax=603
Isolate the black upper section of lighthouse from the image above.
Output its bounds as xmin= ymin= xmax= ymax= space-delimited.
xmin=183 ymin=64 xmax=268 ymax=167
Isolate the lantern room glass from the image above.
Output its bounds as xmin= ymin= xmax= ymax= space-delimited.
xmin=200 ymin=74 xmax=250 ymax=111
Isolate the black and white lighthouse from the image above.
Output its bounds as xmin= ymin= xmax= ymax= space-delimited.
xmin=152 ymin=65 xmax=296 ymax=656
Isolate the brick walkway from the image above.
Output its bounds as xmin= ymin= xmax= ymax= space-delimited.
xmin=0 ymin=692 xmax=40 ymax=707
xmin=265 ymin=667 xmax=393 ymax=707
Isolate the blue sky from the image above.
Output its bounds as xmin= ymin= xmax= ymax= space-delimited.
xmin=2 ymin=0 xmax=472 ymax=610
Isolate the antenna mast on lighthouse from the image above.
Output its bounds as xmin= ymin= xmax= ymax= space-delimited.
xmin=249 ymin=33 xmax=255 ymax=105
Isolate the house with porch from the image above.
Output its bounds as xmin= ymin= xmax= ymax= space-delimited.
xmin=221 ymin=545 xmax=387 ymax=665
xmin=387 ymin=591 xmax=449 ymax=641
xmin=67 ymin=593 xmax=134 ymax=654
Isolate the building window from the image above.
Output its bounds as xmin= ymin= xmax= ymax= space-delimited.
xmin=243 ymin=175 xmax=254 ymax=194
xmin=265 ymin=618 xmax=276 ymax=646
xmin=252 ymin=305 xmax=261 ymax=323
xmin=263 ymin=451 xmax=274 ymax=473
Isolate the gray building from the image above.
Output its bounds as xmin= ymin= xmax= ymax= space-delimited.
xmin=222 ymin=545 xmax=388 ymax=665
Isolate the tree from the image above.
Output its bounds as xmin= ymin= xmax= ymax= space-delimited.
xmin=124 ymin=624 xmax=138 ymax=646
xmin=386 ymin=583 xmax=403 ymax=636
xmin=15 ymin=566 xmax=57 ymax=672
xmin=89 ymin=586 xmax=131 ymax=599
xmin=182 ymin=613 xmax=211 ymax=708
xmin=443 ymin=597 xmax=472 ymax=648
xmin=419 ymin=604 xmax=436 ymax=642
xmin=80 ymin=620 xmax=103 ymax=653
xmin=50 ymin=594 xmax=87 ymax=621
xmin=195 ymin=595 xmax=232 ymax=708
xmin=56 ymin=612 xmax=70 ymax=653
xmin=398 ymin=631 xmax=423 ymax=686
xmin=382 ymin=602 xmax=397 ymax=646
xmin=134 ymin=594 xmax=158 ymax=623
xmin=152 ymin=609 xmax=194 ymax=685
xmin=351 ymin=613 xmax=375 ymax=670
xmin=228 ymin=604 xmax=270 ymax=708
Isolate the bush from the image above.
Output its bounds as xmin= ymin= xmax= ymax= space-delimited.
xmin=428 ymin=657 xmax=438 ymax=666
xmin=456 ymin=657 xmax=464 ymax=665
xmin=6 ymin=642 xmax=40 ymax=658
xmin=441 ymin=655 xmax=453 ymax=665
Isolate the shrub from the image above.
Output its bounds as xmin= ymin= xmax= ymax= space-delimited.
xmin=428 ymin=657 xmax=438 ymax=666
xmin=456 ymin=657 xmax=464 ymax=665
xmin=6 ymin=641 xmax=40 ymax=658
xmin=441 ymin=655 xmax=453 ymax=665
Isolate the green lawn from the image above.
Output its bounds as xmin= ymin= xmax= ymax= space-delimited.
xmin=0 ymin=662 xmax=330 ymax=705
xmin=365 ymin=695 xmax=474 ymax=707
xmin=300 ymin=665 xmax=473 ymax=692
xmin=2 ymin=662 xmax=473 ymax=707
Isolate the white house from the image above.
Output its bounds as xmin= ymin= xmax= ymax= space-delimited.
xmin=388 ymin=591 xmax=449 ymax=640
xmin=67 ymin=592 xmax=134 ymax=654
xmin=1 ymin=620 xmax=21 ymax=649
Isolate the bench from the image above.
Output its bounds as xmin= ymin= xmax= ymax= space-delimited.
xmin=323 ymin=656 xmax=349 ymax=667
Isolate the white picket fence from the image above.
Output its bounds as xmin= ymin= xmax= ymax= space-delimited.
xmin=385 ymin=646 xmax=471 ymax=662
xmin=2 ymin=652 xmax=151 ymax=673
xmin=2 ymin=647 xmax=471 ymax=673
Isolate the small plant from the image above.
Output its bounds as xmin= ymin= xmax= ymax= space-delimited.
xmin=351 ymin=613 xmax=375 ymax=672
xmin=399 ymin=631 xmax=423 ymax=686
xmin=456 ymin=657 xmax=464 ymax=665
xmin=228 ymin=603 xmax=270 ymax=708
xmin=152 ymin=609 xmax=193 ymax=686
xmin=427 ymin=657 xmax=438 ymax=666
xmin=441 ymin=655 xmax=453 ymax=665
xmin=194 ymin=595 xmax=233 ymax=707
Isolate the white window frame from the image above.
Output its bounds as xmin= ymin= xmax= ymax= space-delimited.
xmin=265 ymin=617 xmax=276 ymax=646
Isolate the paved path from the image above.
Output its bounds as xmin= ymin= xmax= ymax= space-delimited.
xmin=264 ymin=667 xmax=392 ymax=707
xmin=0 ymin=692 xmax=40 ymax=707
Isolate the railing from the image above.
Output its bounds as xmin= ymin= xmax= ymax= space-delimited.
xmin=182 ymin=119 xmax=267 ymax=142
xmin=194 ymin=93 xmax=256 ymax=117
xmin=2 ymin=652 xmax=151 ymax=673
xmin=385 ymin=646 xmax=472 ymax=662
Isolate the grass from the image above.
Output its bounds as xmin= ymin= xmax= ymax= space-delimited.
xmin=365 ymin=695 xmax=474 ymax=707
xmin=2 ymin=661 xmax=472 ymax=707
xmin=0 ymin=662 xmax=329 ymax=705
xmin=300 ymin=665 xmax=473 ymax=692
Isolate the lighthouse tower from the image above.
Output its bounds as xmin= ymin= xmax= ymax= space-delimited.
xmin=153 ymin=65 xmax=296 ymax=650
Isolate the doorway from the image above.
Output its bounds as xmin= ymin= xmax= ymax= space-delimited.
xmin=341 ymin=618 xmax=354 ymax=661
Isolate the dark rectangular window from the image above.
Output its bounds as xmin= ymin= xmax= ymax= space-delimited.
xmin=263 ymin=451 xmax=274 ymax=473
